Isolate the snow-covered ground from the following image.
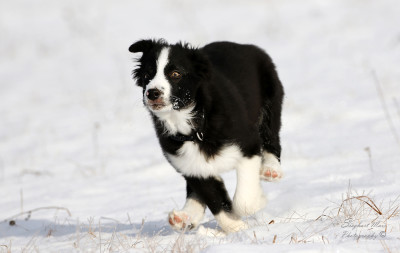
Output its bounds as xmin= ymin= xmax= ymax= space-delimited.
xmin=1 ymin=0 xmax=400 ymax=252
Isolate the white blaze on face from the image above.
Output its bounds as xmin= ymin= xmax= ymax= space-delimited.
xmin=145 ymin=47 xmax=195 ymax=135
xmin=145 ymin=47 xmax=172 ymax=112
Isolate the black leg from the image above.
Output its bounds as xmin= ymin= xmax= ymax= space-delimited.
xmin=184 ymin=175 xmax=248 ymax=232
xmin=184 ymin=176 xmax=233 ymax=215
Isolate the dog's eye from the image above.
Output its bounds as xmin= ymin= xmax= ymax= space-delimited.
xmin=169 ymin=71 xmax=182 ymax=79
xmin=143 ymin=73 xmax=150 ymax=80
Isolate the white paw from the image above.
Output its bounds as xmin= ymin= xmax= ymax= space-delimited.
xmin=233 ymin=192 xmax=267 ymax=217
xmin=260 ymin=153 xmax=283 ymax=182
xmin=196 ymin=225 xmax=226 ymax=237
xmin=215 ymin=212 xmax=248 ymax=233
xmin=168 ymin=210 xmax=193 ymax=230
xmin=260 ymin=166 xmax=283 ymax=182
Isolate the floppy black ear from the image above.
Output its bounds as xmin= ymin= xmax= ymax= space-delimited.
xmin=129 ymin=40 xmax=154 ymax=53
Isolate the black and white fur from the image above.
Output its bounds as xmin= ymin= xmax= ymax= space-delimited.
xmin=129 ymin=39 xmax=284 ymax=233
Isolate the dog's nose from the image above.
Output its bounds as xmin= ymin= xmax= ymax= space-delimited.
xmin=146 ymin=89 xmax=162 ymax=101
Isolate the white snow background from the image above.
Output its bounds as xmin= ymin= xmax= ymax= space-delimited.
xmin=1 ymin=0 xmax=400 ymax=252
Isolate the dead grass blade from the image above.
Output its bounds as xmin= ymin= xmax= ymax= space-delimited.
xmin=337 ymin=195 xmax=382 ymax=216
xmin=371 ymin=70 xmax=400 ymax=151
xmin=2 ymin=206 xmax=72 ymax=225
xmin=272 ymin=235 xmax=277 ymax=244
xmin=380 ymin=240 xmax=392 ymax=253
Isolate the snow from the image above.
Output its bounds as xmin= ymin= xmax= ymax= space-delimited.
xmin=1 ymin=0 xmax=400 ymax=252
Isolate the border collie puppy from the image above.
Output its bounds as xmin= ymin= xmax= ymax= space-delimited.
xmin=129 ymin=39 xmax=284 ymax=233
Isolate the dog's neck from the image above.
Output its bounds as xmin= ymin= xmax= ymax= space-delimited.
xmin=152 ymin=105 xmax=205 ymax=142
xmin=152 ymin=105 xmax=196 ymax=136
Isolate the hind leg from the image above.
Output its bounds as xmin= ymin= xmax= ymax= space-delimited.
xmin=259 ymin=124 xmax=283 ymax=182
xmin=257 ymin=53 xmax=284 ymax=182
xmin=259 ymin=101 xmax=283 ymax=182
xmin=260 ymin=151 xmax=283 ymax=182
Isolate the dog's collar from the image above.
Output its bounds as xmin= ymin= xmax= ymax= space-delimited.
xmin=169 ymin=132 xmax=204 ymax=142
xmin=168 ymin=110 xmax=205 ymax=143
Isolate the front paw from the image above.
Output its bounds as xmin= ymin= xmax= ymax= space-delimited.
xmin=168 ymin=210 xmax=194 ymax=230
xmin=233 ymin=193 xmax=267 ymax=217
xmin=215 ymin=211 xmax=249 ymax=233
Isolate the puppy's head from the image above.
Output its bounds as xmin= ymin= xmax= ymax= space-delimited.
xmin=129 ymin=39 xmax=209 ymax=113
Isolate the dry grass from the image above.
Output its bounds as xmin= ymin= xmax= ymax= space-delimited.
xmin=271 ymin=182 xmax=400 ymax=245
xmin=371 ymin=70 xmax=400 ymax=151
xmin=69 ymin=216 xmax=211 ymax=253
xmin=333 ymin=183 xmax=400 ymax=228
xmin=394 ymin=97 xmax=400 ymax=122
xmin=2 ymin=184 xmax=399 ymax=252
xmin=2 ymin=206 xmax=71 ymax=226
xmin=0 ymin=242 xmax=11 ymax=253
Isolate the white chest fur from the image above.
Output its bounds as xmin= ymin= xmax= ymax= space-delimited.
xmin=167 ymin=142 xmax=243 ymax=178
xmin=154 ymin=106 xmax=194 ymax=135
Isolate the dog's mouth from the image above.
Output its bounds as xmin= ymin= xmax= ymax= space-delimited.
xmin=148 ymin=102 xmax=167 ymax=110
xmin=145 ymin=96 xmax=192 ymax=112
xmin=145 ymin=98 xmax=173 ymax=112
